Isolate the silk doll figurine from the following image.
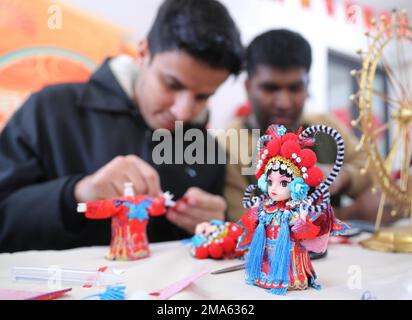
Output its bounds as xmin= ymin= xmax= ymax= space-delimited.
xmin=77 ymin=183 xmax=175 ymax=261
xmin=236 ymin=124 xmax=350 ymax=295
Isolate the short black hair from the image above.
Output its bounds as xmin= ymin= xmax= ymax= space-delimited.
xmin=246 ymin=29 xmax=312 ymax=77
xmin=147 ymin=0 xmax=243 ymax=75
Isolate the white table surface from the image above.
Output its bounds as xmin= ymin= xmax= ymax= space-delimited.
xmin=1 ymin=234 xmax=412 ymax=300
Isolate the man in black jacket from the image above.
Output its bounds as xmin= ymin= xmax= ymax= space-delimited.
xmin=0 ymin=0 xmax=243 ymax=252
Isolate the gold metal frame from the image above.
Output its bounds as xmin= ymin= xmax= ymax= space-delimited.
xmin=351 ymin=10 xmax=412 ymax=252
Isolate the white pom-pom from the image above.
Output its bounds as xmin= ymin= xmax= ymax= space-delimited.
xmin=301 ymin=167 xmax=307 ymax=173
xmin=296 ymin=157 xmax=301 ymax=163
xmin=292 ymin=153 xmax=297 ymax=159
xmin=303 ymin=173 xmax=308 ymax=179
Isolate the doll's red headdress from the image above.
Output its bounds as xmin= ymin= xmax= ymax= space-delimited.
xmin=255 ymin=125 xmax=323 ymax=187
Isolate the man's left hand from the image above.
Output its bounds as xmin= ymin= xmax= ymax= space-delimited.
xmin=166 ymin=187 xmax=226 ymax=234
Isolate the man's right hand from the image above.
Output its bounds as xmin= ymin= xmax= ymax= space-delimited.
xmin=74 ymin=155 xmax=162 ymax=202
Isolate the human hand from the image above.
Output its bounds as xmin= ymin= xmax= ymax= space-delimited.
xmin=166 ymin=187 xmax=226 ymax=234
xmin=335 ymin=187 xmax=401 ymax=226
xmin=74 ymin=155 xmax=162 ymax=202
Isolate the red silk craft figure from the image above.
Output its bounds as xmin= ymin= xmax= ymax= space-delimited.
xmin=77 ymin=183 xmax=175 ymax=261
xmin=189 ymin=220 xmax=243 ymax=259
xmin=236 ymin=124 xmax=350 ymax=295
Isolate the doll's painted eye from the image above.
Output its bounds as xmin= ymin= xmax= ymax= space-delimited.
xmin=267 ymin=179 xmax=272 ymax=186
xmin=280 ymin=181 xmax=288 ymax=188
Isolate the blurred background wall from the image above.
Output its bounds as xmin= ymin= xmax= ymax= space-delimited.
xmin=1 ymin=0 xmax=411 ymax=130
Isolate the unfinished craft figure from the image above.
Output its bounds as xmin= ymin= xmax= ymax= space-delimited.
xmin=236 ymin=124 xmax=350 ymax=295
xmin=189 ymin=219 xmax=243 ymax=259
xmin=77 ymin=183 xmax=175 ymax=261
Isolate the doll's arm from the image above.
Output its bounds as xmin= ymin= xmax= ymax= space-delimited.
xmin=77 ymin=199 xmax=123 ymax=219
xmin=147 ymin=192 xmax=175 ymax=217
xmin=291 ymin=218 xmax=320 ymax=240
xmin=235 ymin=208 xmax=259 ymax=255
xmin=291 ymin=203 xmax=321 ymax=240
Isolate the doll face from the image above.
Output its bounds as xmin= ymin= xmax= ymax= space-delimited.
xmin=267 ymin=170 xmax=292 ymax=201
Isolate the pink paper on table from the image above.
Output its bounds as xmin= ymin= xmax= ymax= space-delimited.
xmin=149 ymin=268 xmax=210 ymax=300
xmin=0 ymin=288 xmax=71 ymax=300
xmin=0 ymin=288 xmax=44 ymax=300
